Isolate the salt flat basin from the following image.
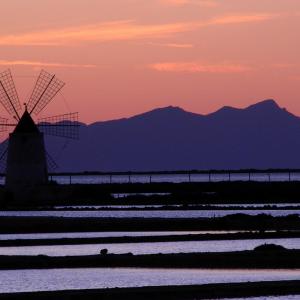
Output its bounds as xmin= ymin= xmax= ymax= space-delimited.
xmin=0 ymin=238 xmax=299 ymax=256
xmin=0 ymin=210 xmax=299 ymax=218
xmin=0 ymin=231 xmax=246 ymax=240
xmin=0 ymin=268 xmax=299 ymax=294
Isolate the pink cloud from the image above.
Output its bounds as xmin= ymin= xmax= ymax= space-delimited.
xmin=0 ymin=14 xmax=279 ymax=46
xmin=149 ymin=42 xmax=194 ymax=48
xmin=208 ymin=14 xmax=279 ymax=25
xmin=0 ymin=60 xmax=96 ymax=68
xmin=149 ymin=62 xmax=253 ymax=73
xmin=160 ymin=0 xmax=218 ymax=7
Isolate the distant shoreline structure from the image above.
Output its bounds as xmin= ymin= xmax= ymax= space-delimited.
xmin=0 ymin=168 xmax=299 ymax=185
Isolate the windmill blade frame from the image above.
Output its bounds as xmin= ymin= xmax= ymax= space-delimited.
xmin=0 ymin=117 xmax=9 ymax=132
xmin=45 ymin=150 xmax=59 ymax=172
xmin=27 ymin=70 xmax=65 ymax=116
xmin=0 ymin=69 xmax=21 ymax=120
xmin=0 ymin=140 xmax=8 ymax=173
xmin=38 ymin=112 xmax=80 ymax=140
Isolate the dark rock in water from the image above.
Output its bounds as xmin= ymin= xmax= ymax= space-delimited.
xmin=254 ymin=243 xmax=287 ymax=251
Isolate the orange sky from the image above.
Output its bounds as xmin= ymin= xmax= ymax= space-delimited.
xmin=0 ymin=0 xmax=300 ymax=123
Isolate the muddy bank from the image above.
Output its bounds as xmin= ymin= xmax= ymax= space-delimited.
xmin=3 ymin=181 xmax=300 ymax=207
xmin=0 ymin=214 xmax=299 ymax=233
xmin=1 ymin=249 xmax=300 ymax=270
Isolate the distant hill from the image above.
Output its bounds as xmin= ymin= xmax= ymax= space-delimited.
xmin=44 ymin=99 xmax=300 ymax=172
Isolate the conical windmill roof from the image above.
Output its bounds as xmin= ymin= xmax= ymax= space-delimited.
xmin=13 ymin=110 xmax=39 ymax=133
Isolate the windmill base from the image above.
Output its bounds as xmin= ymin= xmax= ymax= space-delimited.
xmin=5 ymin=132 xmax=48 ymax=194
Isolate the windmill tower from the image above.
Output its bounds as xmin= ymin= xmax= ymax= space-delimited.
xmin=0 ymin=69 xmax=79 ymax=199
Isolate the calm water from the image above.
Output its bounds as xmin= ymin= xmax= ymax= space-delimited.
xmin=1 ymin=238 xmax=299 ymax=256
xmin=0 ymin=231 xmax=246 ymax=240
xmin=0 ymin=210 xmax=298 ymax=218
xmin=0 ymin=268 xmax=299 ymax=293
xmin=50 ymin=172 xmax=300 ymax=184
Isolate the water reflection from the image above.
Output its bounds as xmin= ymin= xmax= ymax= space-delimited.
xmin=0 ymin=238 xmax=299 ymax=256
xmin=0 ymin=268 xmax=299 ymax=293
xmin=0 ymin=210 xmax=298 ymax=218
xmin=0 ymin=231 xmax=246 ymax=240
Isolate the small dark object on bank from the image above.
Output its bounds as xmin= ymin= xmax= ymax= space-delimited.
xmin=254 ymin=244 xmax=287 ymax=252
xmin=100 ymin=248 xmax=108 ymax=255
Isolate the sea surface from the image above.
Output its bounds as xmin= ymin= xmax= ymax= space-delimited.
xmin=0 ymin=268 xmax=299 ymax=293
xmin=0 ymin=238 xmax=299 ymax=256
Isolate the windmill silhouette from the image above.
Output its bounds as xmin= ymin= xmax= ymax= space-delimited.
xmin=0 ymin=69 xmax=79 ymax=194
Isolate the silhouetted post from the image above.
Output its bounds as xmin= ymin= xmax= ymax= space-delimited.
xmin=268 ymin=173 xmax=271 ymax=182
xmin=188 ymin=172 xmax=191 ymax=182
xmin=248 ymin=172 xmax=251 ymax=181
xmin=289 ymin=171 xmax=291 ymax=182
xmin=149 ymin=175 xmax=152 ymax=183
xmin=228 ymin=172 xmax=231 ymax=182
xmin=69 ymin=175 xmax=72 ymax=185
xmin=128 ymin=174 xmax=131 ymax=183
xmin=208 ymin=172 xmax=211 ymax=182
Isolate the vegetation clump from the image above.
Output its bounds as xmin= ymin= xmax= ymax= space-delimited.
xmin=100 ymin=248 xmax=108 ymax=255
xmin=254 ymin=243 xmax=287 ymax=252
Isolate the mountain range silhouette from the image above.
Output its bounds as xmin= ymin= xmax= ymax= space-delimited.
xmin=45 ymin=99 xmax=300 ymax=172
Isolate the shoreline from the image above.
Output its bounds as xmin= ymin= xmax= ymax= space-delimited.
xmin=3 ymin=204 xmax=300 ymax=211
xmin=3 ymin=181 xmax=300 ymax=206
xmin=0 ymin=214 xmax=299 ymax=233
xmin=1 ymin=249 xmax=300 ymax=270
xmin=0 ymin=280 xmax=299 ymax=299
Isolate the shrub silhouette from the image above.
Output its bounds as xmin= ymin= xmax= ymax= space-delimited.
xmin=254 ymin=244 xmax=287 ymax=252
xmin=100 ymin=248 xmax=108 ymax=255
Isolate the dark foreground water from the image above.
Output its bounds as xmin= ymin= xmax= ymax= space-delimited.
xmin=0 ymin=238 xmax=299 ymax=256
xmin=0 ymin=268 xmax=299 ymax=293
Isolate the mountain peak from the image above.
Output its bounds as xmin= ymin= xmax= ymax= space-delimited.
xmin=150 ymin=106 xmax=185 ymax=113
xmin=131 ymin=105 xmax=198 ymax=121
xmin=246 ymin=99 xmax=280 ymax=111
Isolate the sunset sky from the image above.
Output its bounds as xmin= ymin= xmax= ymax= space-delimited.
xmin=0 ymin=0 xmax=300 ymax=123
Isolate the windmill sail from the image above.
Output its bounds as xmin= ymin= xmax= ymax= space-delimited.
xmin=0 ymin=117 xmax=8 ymax=132
xmin=45 ymin=150 xmax=58 ymax=172
xmin=27 ymin=70 xmax=65 ymax=115
xmin=38 ymin=112 xmax=79 ymax=139
xmin=0 ymin=69 xmax=21 ymax=119
xmin=0 ymin=140 xmax=8 ymax=173
xmin=0 ymin=69 xmax=79 ymax=191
